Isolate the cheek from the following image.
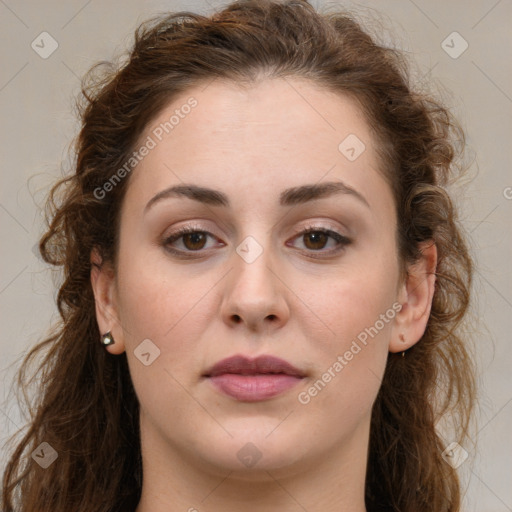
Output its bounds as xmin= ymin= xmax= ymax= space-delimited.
xmin=305 ymin=248 xmax=399 ymax=344
xmin=117 ymin=275 xmax=199 ymax=353
xmin=115 ymin=264 xmax=207 ymax=408
xmin=300 ymin=252 xmax=398 ymax=403
xmin=115 ymin=244 xmax=186 ymax=336
xmin=115 ymin=250 xmax=214 ymax=371
xmin=297 ymin=310 xmax=392 ymax=435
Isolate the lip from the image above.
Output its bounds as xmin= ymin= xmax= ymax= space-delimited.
xmin=203 ymin=354 xmax=305 ymax=402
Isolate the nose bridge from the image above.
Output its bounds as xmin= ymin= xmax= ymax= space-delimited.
xmin=232 ymin=231 xmax=278 ymax=299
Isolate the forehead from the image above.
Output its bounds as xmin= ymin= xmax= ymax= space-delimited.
xmin=123 ymin=77 xmax=391 ymax=216
xmin=147 ymin=77 xmax=372 ymax=157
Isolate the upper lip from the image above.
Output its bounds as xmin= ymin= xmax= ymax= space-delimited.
xmin=204 ymin=354 xmax=305 ymax=378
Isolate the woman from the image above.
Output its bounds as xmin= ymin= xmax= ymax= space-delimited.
xmin=1 ymin=0 xmax=476 ymax=511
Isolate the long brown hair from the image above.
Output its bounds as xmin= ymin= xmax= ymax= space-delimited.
xmin=2 ymin=1 xmax=476 ymax=510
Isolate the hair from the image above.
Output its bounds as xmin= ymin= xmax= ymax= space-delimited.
xmin=2 ymin=1 xmax=476 ymax=511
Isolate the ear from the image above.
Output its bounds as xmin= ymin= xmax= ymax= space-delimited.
xmin=90 ymin=247 xmax=125 ymax=355
xmin=389 ymin=240 xmax=437 ymax=353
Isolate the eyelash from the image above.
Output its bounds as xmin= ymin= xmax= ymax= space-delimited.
xmin=162 ymin=223 xmax=352 ymax=259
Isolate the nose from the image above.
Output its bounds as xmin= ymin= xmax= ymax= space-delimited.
xmin=220 ymin=237 xmax=290 ymax=333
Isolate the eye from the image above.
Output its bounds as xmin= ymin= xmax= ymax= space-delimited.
xmin=288 ymin=225 xmax=352 ymax=255
xmin=162 ymin=224 xmax=352 ymax=258
xmin=163 ymin=225 xmax=220 ymax=255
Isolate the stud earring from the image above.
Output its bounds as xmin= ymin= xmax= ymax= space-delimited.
xmin=399 ymin=333 xmax=406 ymax=357
xmin=101 ymin=331 xmax=115 ymax=346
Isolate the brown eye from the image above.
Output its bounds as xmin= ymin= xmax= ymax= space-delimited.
xmin=181 ymin=232 xmax=208 ymax=250
xmin=164 ymin=227 xmax=218 ymax=255
xmin=163 ymin=225 xmax=351 ymax=259
xmin=289 ymin=227 xmax=352 ymax=256
xmin=302 ymin=231 xmax=330 ymax=250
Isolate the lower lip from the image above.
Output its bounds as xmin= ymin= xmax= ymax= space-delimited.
xmin=208 ymin=374 xmax=303 ymax=402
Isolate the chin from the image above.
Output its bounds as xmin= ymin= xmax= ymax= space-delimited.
xmin=189 ymin=425 xmax=309 ymax=477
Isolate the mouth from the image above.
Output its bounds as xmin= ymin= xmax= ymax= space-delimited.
xmin=203 ymin=354 xmax=306 ymax=402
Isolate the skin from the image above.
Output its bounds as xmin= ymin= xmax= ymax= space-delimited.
xmin=91 ymin=77 xmax=436 ymax=512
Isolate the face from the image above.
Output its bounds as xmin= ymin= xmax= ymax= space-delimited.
xmin=92 ymin=77 xmax=430 ymax=480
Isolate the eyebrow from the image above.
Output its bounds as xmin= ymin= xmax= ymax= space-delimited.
xmin=144 ymin=180 xmax=370 ymax=214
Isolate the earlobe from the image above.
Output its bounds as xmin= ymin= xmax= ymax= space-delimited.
xmin=90 ymin=247 xmax=125 ymax=354
xmin=389 ymin=241 xmax=437 ymax=353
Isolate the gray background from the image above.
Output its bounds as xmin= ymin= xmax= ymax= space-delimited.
xmin=1 ymin=0 xmax=511 ymax=510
